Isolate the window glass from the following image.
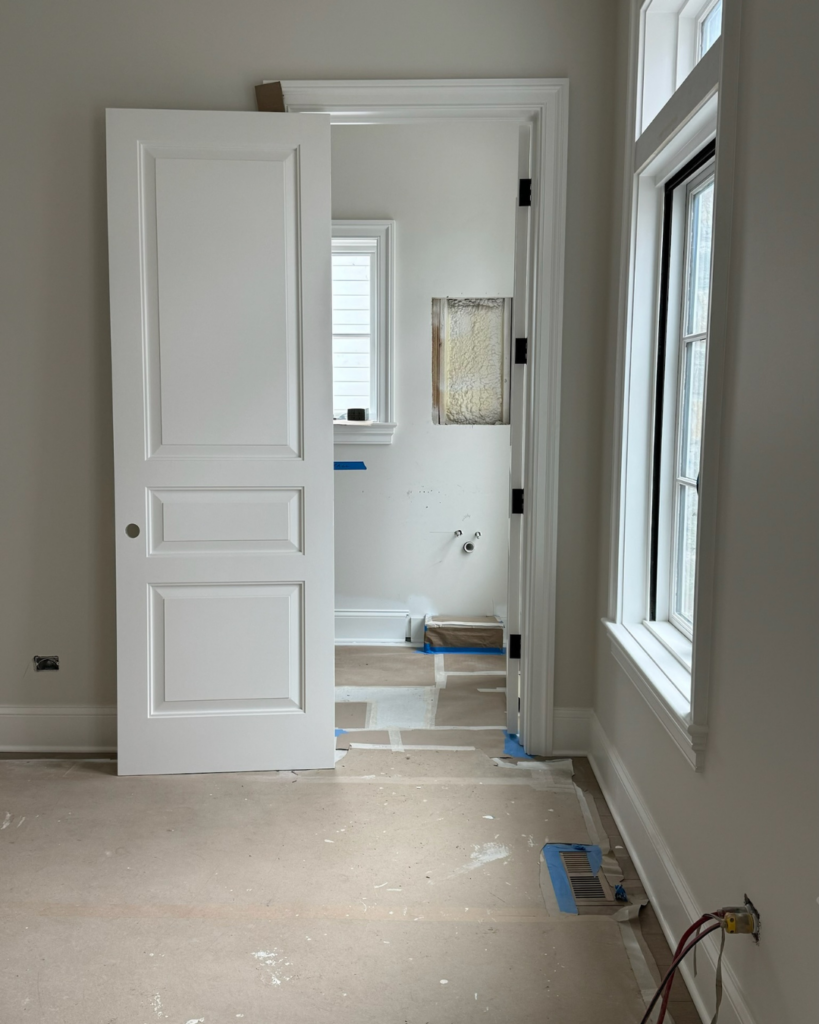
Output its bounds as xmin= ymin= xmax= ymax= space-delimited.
xmin=679 ymin=338 xmax=706 ymax=481
xmin=699 ymin=0 xmax=723 ymax=59
xmin=674 ymin=483 xmax=699 ymax=623
xmin=332 ymin=246 xmax=374 ymax=420
xmin=684 ymin=180 xmax=714 ymax=337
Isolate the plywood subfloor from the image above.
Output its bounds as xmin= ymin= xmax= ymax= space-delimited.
xmin=0 ymin=755 xmax=643 ymax=1023
xmin=0 ymin=647 xmax=699 ymax=1022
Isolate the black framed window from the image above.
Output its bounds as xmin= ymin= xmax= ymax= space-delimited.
xmin=649 ymin=141 xmax=716 ymax=633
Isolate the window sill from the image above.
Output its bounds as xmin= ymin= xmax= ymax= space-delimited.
xmin=643 ymin=619 xmax=692 ymax=673
xmin=334 ymin=422 xmax=396 ymax=445
xmin=602 ymin=620 xmax=706 ymax=770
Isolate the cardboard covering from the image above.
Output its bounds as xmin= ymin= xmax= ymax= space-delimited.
xmin=424 ymin=614 xmax=504 ymax=651
xmin=254 ymin=81 xmax=285 ymax=112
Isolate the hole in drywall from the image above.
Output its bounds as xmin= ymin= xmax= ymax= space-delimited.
xmin=432 ymin=297 xmax=512 ymax=425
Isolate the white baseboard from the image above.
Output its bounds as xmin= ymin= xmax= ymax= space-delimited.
xmin=0 ymin=705 xmax=116 ymax=753
xmin=589 ymin=713 xmax=757 ymax=1024
xmin=335 ymin=609 xmax=413 ymax=645
xmin=552 ymin=707 xmax=593 ymax=754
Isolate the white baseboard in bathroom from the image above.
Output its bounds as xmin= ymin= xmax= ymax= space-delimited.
xmin=335 ymin=609 xmax=412 ymax=645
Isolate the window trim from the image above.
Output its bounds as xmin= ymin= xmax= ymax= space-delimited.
xmin=638 ymin=0 xmax=724 ymax=136
xmin=604 ymin=0 xmax=742 ymax=771
xmin=331 ymin=220 xmax=396 ymax=445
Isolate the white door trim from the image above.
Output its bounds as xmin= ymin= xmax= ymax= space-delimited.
xmin=281 ymin=80 xmax=569 ymax=755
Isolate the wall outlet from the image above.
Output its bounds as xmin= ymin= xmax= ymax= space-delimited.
xmin=33 ymin=655 xmax=59 ymax=671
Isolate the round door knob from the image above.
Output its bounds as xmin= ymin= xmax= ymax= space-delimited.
xmin=125 ymin=524 xmax=140 ymax=538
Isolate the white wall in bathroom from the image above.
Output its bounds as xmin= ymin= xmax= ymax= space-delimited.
xmin=331 ymin=122 xmax=518 ymax=638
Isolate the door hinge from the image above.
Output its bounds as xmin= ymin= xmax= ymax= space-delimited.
xmin=518 ymin=697 xmax=521 ymax=712
xmin=519 ymin=179 xmax=532 ymax=207
xmin=509 ymin=633 xmax=522 ymax=659
xmin=511 ymin=488 xmax=524 ymax=515
xmin=515 ymin=337 xmax=528 ymax=364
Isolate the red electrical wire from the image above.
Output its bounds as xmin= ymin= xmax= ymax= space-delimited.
xmin=638 ymin=922 xmax=722 ymax=1024
xmin=655 ymin=914 xmax=711 ymax=1024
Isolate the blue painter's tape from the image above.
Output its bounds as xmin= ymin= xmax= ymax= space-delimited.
xmin=335 ymin=728 xmax=347 ymax=736
xmin=542 ymin=844 xmax=603 ymax=914
xmin=503 ymin=731 xmax=532 ymax=759
xmin=421 ymin=644 xmax=506 ymax=655
xmin=334 ymin=461 xmax=366 ymax=470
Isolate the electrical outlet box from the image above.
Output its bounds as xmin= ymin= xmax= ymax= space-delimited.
xmin=33 ymin=655 xmax=59 ymax=672
xmin=744 ymin=894 xmax=761 ymax=941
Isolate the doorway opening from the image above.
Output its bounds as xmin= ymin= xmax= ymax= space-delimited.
xmin=284 ymin=78 xmax=570 ymax=759
xmin=328 ymin=116 xmax=518 ymax=747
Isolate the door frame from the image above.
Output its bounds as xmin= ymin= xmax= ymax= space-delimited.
xmin=281 ymin=79 xmax=569 ymax=755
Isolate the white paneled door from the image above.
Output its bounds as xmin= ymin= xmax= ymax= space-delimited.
xmin=106 ymin=109 xmax=335 ymax=775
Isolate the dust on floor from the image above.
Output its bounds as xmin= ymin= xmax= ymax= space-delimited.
xmin=0 ymin=646 xmax=695 ymax=1023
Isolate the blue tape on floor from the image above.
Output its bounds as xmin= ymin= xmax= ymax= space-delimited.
xmin=335 ymin=728 xmax=347 ymax=736
xmin=503 ymin=731 xmax=532 ymax=759
xmin=421 ymin=644 xmax=506 ymax=655
xmin=334 ymin=461 xmax=366 ymax=470
xmin=542 ymin=843 xmax=603 ymax=915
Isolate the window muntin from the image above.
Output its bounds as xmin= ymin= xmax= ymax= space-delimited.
xmin=698 ymin=0 xmax=723 ymax=60
xmin=331 ymin=239 xmax=377 ymax=421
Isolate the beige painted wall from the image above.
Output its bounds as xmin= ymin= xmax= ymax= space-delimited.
xmin=0 ymin=0 xmax=616 ymax=710
xmin=594 ymin=2 xmax=819 ymax=1021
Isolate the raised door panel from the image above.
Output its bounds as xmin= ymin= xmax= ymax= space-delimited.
xmin=142 ymin=145 xmax=301 ymax=458
xmin=148 ymin=488 xmax=302 ymax=554
xmin=150 ymin=583 xmax=303 ymax=714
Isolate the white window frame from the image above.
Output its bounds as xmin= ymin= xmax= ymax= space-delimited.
xmin=638 ymin=0 xmax=725 ymax=137
xmin=668 ymin=164 xmax=714 ymax=638
xmin=331 ymin=220 xmax=396 ymax=444
xmin=604 ymin=0 xmax=742 ymax=770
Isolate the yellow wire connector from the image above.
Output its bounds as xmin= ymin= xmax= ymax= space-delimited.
xmin=723 ymin=910 xmax=757 ymax=934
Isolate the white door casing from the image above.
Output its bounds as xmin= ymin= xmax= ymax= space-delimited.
xmin=106 ymin=109 xmax=335 ymax=775
xmin=280 ymin=81 xmax=569 ymax=756
xmin=506 ymin=122 xmax=534 ymax=735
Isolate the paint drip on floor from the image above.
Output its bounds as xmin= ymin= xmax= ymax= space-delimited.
xmin=252 ymin=949 xmax=291 ymax=986
xmin=453 ymin=841 xmax=511 ymax=875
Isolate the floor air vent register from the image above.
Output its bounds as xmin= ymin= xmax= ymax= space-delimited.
xmin=560 ymin=849 xmax=617 ymax=906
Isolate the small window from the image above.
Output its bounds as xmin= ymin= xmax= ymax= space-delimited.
xmin=698 ymin=0 xmax=723 ymax=60
xmin=649 ymin=144 xmax=716 ymax=647
xmin=331 ymin=221 xmax=395 ymax=440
